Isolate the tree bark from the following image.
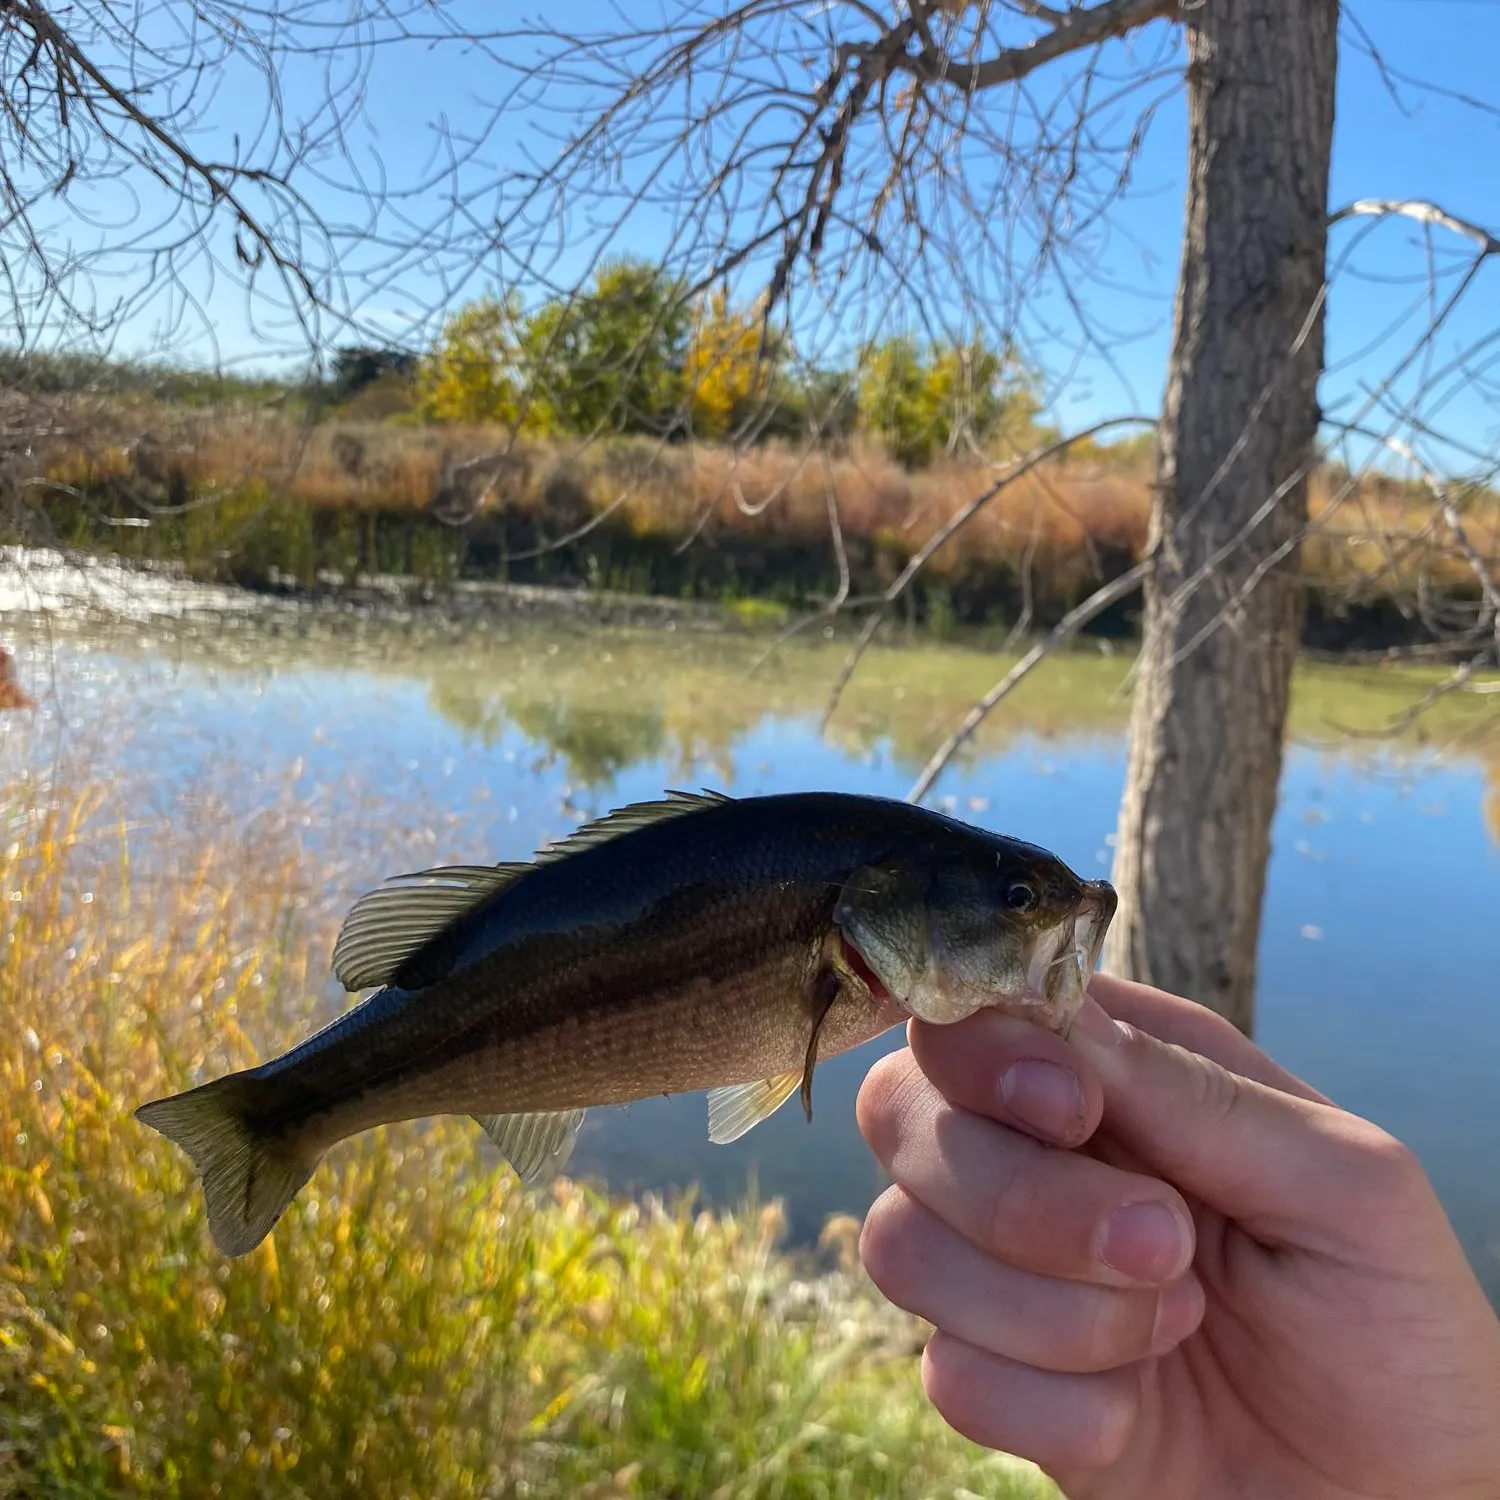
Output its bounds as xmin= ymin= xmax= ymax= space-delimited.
xmin=1104 ymin=0 xmax=1339 ymax=1033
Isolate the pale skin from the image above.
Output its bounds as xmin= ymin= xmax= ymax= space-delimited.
xmin=856 ymin=973 xmax=1500 ymax=1500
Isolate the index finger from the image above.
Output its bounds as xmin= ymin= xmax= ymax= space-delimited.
xmin=858 ymin=1047 xmax=1197 ymax=1289
xmin=1085 ymin=974 xmax=1331 ymax=1106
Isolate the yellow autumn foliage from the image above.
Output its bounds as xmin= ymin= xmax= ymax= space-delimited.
xmin=418 ymin=294 xmax=524 ymax=425
xmin=685 ymin=289 xmax=770 ymax=440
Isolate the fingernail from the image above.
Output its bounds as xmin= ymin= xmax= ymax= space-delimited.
xmin=1151 ymin=1271 xmax=1204 ymax=1353
xmin=999 ymin=1059 xmax=1086 ymax=1143
xmin=1069 ymin=997 xmax=1129 ymax=1053
xmin=1100 ymin=1200 xmax=1190 ymax=1283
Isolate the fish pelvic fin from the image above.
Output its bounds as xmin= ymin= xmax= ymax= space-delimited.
xmin=472 ymin=1109 xmax=586 ymax=1183
xmin=707 ymin=1070 xmax=802 ymax=1145
xmin=135 ymin=1074 xmax=320 ymax=1259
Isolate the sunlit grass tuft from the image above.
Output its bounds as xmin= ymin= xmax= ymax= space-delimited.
xmin=0 ymin=771 xmax=1055 ymax=1499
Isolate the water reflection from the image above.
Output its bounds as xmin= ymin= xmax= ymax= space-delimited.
xmin=5 ymin=606 xmax=1499 ymax=1305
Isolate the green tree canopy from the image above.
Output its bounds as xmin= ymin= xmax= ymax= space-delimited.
xmin=855 ymin=336 xmax=1052 ymax=466
xmin=520 ymin=259 xmax=692 ymax=437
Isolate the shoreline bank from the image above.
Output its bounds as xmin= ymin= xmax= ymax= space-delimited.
xmin=1 ymin=543 xmax=1480 ymax=666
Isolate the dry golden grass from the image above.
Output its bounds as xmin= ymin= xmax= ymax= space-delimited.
xmin=0 ymin=764 xmax=1056 ymax=1500
xmin=26 ymin=400 xmax=1500 ymax=606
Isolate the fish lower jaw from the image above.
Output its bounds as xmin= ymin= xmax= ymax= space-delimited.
xmin=1032 ymin=885 xmax=1116 ymax=1033
xmin=901 ymin=979 xmax=1071 ymax=1030
xmin=901 ymin=989 xmax=991 ymax=1025
xmin=1018 ymin=982 xmax=1085 ymax=1034
xmin=1023 ymin=924 xmax=1087 ymax=1033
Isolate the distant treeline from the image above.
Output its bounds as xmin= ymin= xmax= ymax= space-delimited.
xmin=2 ymin=258 xmax=1111 ymax=469
xmin=3 ymin=267 xmax=1496 ymax=659
xmin=404 ymin=260 xmax=1065 ymax=466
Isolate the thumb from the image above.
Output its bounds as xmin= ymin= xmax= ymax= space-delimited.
xmin=1067 ymin=997 xmax=1402 ymax=1248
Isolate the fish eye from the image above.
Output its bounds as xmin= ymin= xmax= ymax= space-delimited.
xmin=1003 ymin=879 xmax=1038 ymax=913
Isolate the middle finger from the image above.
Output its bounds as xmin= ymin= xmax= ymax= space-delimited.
xmin=861 ymin=1185 xmax=1206 ymax=1372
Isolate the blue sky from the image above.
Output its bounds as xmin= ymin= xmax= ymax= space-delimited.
xmin=1077 ymin=0 xmax=1500 ymax=464
xmin=29 ymin=0 xmax=1500 ymax=465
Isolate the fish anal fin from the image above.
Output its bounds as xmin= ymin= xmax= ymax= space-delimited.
xmin=706 ymin=1070 xmax=801 ymax=1145
xmin=331 ymin=862 xmax=531 ymax=993
xmin=471 ymin=1109 xmax=586 ymax=1183
xmin=533 ymin=789 xmax=731 ymax=868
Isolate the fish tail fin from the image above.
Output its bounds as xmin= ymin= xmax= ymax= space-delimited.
xmin=135 ymin=1073 xmax=320 ymax=1258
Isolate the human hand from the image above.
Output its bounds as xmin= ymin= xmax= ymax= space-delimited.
xmin=856 ymin=972 xmax=1500 ymax=1498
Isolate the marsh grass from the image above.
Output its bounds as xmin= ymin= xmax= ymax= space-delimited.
xmin=17 ymin=403 xmax=1498 ymax=637
xmin=0 ymin=769 xmax=1055 ymax=1500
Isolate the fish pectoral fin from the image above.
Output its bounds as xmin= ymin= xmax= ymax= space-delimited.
xmin=471 ymin=1109 xmax=586 ymax=1184
xmin=801 ymin=965 xmax=841 ymax=1125
xmin=332 ymin=863 xmax=531 ymax=992
xmin=706 ymin=1071 xmax=802 ymax=1146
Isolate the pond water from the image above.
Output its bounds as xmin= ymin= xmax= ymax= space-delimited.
xmin=4 ymin=590 xmax=1499 ymax=1304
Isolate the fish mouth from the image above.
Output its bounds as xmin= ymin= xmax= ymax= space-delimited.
xmin=1073 ymin=879 xmax=1117 ymax=985
xmin=1031 ymin=879 xmax=1117 ymax=1023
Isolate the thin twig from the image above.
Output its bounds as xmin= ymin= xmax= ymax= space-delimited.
xmin=907 ymin=558 xmax=1149 ymax=802
xmin=819 ymin=415 xmax=1153 ymax=731
xmin=1331 ymin=198 xmax=1500 ymax=256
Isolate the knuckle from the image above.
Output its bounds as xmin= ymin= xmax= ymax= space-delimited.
xmin=1073 ymin=1371 xmax=1140 ymax=1469
xmin=983 ymin=1145 xmax=1038 ymax=1255
xmin=1177 ymin=1043 xmax=1245 ymax=1126
xmin=855 ymin=1049 xmax=925 ymax=1158
xmin=858 ymin=1188 xmax=926 ymax=1303
xmin=1074 ymin=1289 xmax=1155 ymax=1373
xmin=919 ymin=1334 xmax=986 ymax=1441
xmin=1347 ymin=1121 xmax=1426 ymax=1199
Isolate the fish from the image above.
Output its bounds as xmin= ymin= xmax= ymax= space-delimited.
xmin=135 ymin=789 xmax=1117 ymax=1257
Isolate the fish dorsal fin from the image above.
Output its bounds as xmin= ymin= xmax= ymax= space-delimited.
xmin=332 ymin=790 xmax=732 ymax=994
xmin=532 ymin=788 xmax=731 ymax=868
xmin=331 ymin=863 xmax=531 ymax=992
xmin=706 ymin=1070 xmax=802 ymax=1145
xmin=471 ymin=1109 xmax=586 ymax=1183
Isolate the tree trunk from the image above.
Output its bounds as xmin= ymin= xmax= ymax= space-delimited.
xmin=1104 ymin=0 xmax=1339 ymax=1033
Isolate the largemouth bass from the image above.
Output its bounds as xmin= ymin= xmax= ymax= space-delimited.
xmin=136 ymin=789 xmax=1116 ymax=1257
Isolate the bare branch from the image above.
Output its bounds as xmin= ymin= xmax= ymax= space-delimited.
xmin=895 ymin=0 xmax=1179 ymax=92
xmin=1331 ymin=198 xmax=1500 ymax=256
xmin=1322 ymin=657 xmax=1484 ymax=741
xmin=819 ymin=415 xmax=1154 ymax=730
xmin=907 ymin=558 xmax=1151 ymax=802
